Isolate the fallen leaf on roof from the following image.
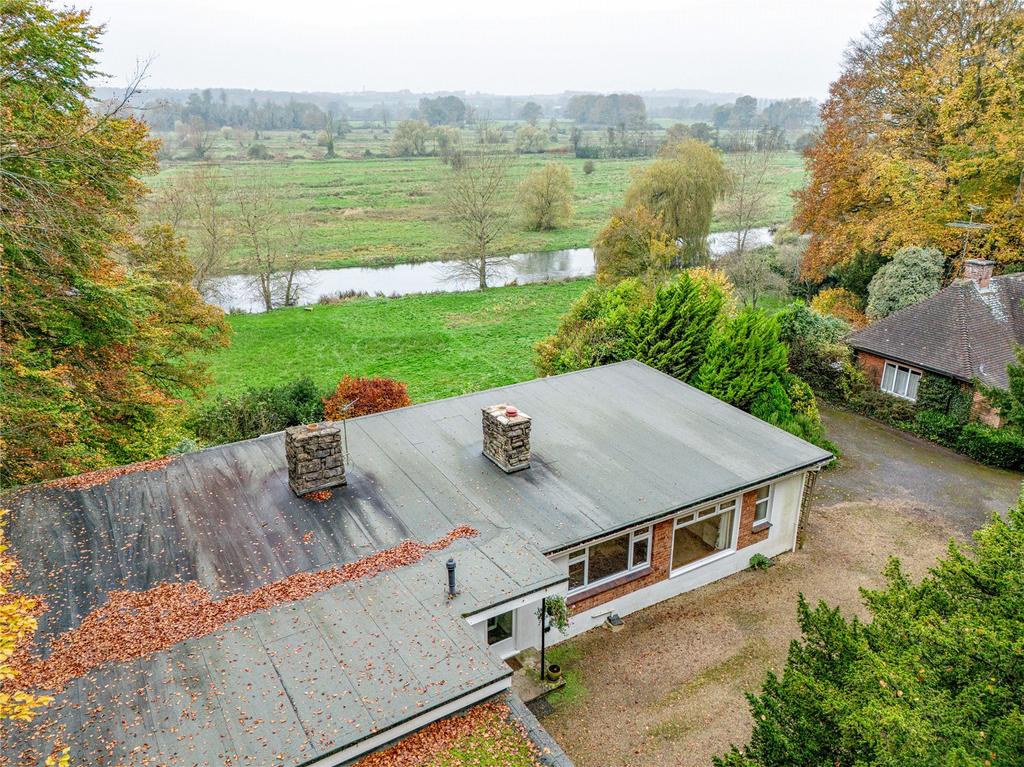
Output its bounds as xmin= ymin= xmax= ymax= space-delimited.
xmin=43 ymin=456 xmax=177 ymax=491
xmin=9 ymin=526 xmax=479 ymax=694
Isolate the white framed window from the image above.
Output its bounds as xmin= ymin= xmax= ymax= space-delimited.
xmin=671 ymin=498 xmax=736 ymax=573
xmin=880 ymin=362 xmax=921 ymax=401
xmin=753 ymin=485 xmax=772 ymax=526
xmin=566 ymin=526 xmax=652 ymax=593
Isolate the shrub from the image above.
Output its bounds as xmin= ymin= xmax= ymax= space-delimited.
xmin=323 ymin=376 xmax=412 ymax=420
xmin=695 ymin=309 xmax=790 ymax=412
xmin=187 ymin=377 xmax=325 ymax=445
xmin=514 ymin=124 xmax=547 ymax=153
xmin=810 ymin=287 xmax=867 ymax=328
xmin=914 ymin=375 xmax=971 ymax=423
xmin=849 ymin=385 xmax=917 ymax=425
xmin=776 ymin=301 xmax=858 ymax=402
xmin=518 ymin=163 xmax=574 ymax=231
xmin=785 ymin=375 xmax=820 ymax=423
xmin=247 ymin=143 xmax=270 ymax=160
xmin=912 ymin=410 xmax=964 ymax=446
xmin=593 ymin=204 xmax=678 ymax=286
xmin=749 ymin=553 xmax=773 ymax=570
xmin=957 ymin=422 xmax=1024 ymax=471
xmin=634 ymin=272 xmax=727 ymax=383
xmin=866 ymin=246 xmax=944 ymax=320
xmin=534 ymin=278 xmax=650 ymax=376
xmin=583 ymin=160 xmax=595 ymax=175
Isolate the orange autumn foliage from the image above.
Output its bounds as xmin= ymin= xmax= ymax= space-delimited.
xmin=795 ymin=0 xmax=1024 ymax=279
xmin=323 ymin=376 xmax=413 ymax=420
xmin=810 ymin=288 xmax=868 ymax=329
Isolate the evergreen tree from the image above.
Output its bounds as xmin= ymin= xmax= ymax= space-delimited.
xmin=634 ymin=273 xmax=725 ymax=383
xmin=716 ymin=497 xmax=1024 ymax=767
xmin=695 ymin=310 xmax=789 ymax=411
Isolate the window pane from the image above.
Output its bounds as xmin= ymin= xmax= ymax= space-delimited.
xmin=907 ymin=372 xmax=921 ymax=400
xmin=672 ymin=511 xmax=733 ymax=570
xmin=487 ymin=611 xmax=514 ymax=645
xmin=632 ymin=536 xmax=649 ymax=567
xmin=754 ymin=487 xmax=770 ymax=522
xmin=895 ymin=366 xmax=910 ymax=396
xmin=587 ymin=534 xmax=630 ymax=583
xmin=881 ymin=363 xmax=896 ymax=392
xmin=568 ymin=560 xmax=585 ymax=590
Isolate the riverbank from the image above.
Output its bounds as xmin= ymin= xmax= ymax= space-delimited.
xmin=152 ymin=150 xmax=807 ymax=272
xmin=202 ymin=278 xmax=592 ymax=402
xmin=209 ymin=229 xmax=774 ymax=313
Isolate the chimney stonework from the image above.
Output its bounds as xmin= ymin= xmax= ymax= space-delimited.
xmin=482 ymin=404 xmax=531 ymax=473
xmin=964 ymin=258 xmax=996 ymax=289
xmin=285 ymin=423 xmax=346 ymax=496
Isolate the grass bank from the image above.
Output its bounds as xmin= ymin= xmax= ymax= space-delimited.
xmin=203 ymin=279 xmax=591 ymax=402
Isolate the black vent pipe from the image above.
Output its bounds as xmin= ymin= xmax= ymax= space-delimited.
xmin=446 ymin=558 xmax=457 ymax=597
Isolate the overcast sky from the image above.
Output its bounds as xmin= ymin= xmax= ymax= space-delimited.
xmin=84 ymin=0 xmax=879 ymax=99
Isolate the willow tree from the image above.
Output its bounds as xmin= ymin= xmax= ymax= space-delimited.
xmin=624 ymin=138 xmax=731 ymax=266
xmin=795 ymin=0 xmax=1024 ymax=278
xmin=0 ymin=1 xmax=229 ymax=485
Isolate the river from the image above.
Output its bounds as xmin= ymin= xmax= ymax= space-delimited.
xmin=209 ymin=227 xmax=773 ymax=313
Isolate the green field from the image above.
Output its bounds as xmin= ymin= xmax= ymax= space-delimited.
xmin=205 ymin=279 xmax=592 ymax=401
xmin=150 ymin=129 xmax=807 ymax=272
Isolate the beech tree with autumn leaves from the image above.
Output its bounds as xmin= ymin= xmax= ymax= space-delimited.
xmin=0 ymin=1 xmax=229 ymax=486
xmin=796 ymin=0 xmax=1024 ymax=279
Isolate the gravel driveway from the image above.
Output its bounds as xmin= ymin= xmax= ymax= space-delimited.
xmin=541 ymin=406 xmax=1021 ymax=767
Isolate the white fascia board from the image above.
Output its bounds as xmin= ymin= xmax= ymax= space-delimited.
xmin=464 ymin=580 xmax=568 ymax=625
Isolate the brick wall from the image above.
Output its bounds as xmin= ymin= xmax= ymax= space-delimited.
xmin=971 ymin=389 xmax=1003 ymax=427
xmin=736 ymin=489 xmax=769 ymax=549
xmin=568 ymin=519 xmax=673 ymax=614
xmin=855 ymin=350 xmax=887 ymax=388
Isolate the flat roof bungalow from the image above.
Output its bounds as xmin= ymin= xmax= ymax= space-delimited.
xmin=1 ymin=360 xmax=831 ymax=766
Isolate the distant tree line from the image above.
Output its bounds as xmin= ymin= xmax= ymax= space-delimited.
xmin=564 ymin=93 xmax=647 ymax=126
xmin=653 ymin=96 xmax=818 ymax=130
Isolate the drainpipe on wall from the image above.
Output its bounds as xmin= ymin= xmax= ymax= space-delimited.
xmin=539 ymin=597 xmax=546 ymax=682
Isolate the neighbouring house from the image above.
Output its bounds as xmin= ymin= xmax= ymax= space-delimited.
xmin=848 ymin=259 xmax=1024 ymax=426
xmin=0 ymin=361 xmax=830 ymax=766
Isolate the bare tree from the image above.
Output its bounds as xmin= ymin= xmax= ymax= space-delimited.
xmin=234 ymin=168 xmax=307 ymax=310
xmin=151 ymin=164 xmax=234 ymax=298
xmin=183 ymin=116 xmax=215 ymax=160
xmin=722 ymin=129 xmax=780 ymax=257
xmin=441 ymin=151 xmax=513 ymax=289
xmin=719 ymin=246 xmax=788 ymax=308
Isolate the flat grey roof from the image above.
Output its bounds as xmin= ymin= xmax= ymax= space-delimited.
xmin=2 ymin=360 xmax=830 ymax=765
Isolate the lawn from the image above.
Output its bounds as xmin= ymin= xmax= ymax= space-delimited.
xmin=149 ymin=128 xmax=807 ymax=271
xmin=203 ymin=279 xmax=591 ymax=401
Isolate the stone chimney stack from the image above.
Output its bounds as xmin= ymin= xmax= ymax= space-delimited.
xmin=964 ymin=258 xmax=995 ymax=289
xmin=285 ymin=423 xmax=346 ymax=496
xmin=482 ymin=404 xmax=531 ymax=473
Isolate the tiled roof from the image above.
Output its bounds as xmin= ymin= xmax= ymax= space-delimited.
xmin=847 ymin=275 xmax=1024 ymax=389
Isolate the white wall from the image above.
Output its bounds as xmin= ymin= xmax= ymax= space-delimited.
xmin=463 ymin=472 xmax=810 ymax=654
xmin=549 ymin=472 xmax=807 ymax=644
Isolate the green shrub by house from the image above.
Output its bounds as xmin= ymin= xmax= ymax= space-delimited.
xmin=716 ymin=499 xmax=1024 ymax=767
xmin=188 ymin=377 xmax=324 ymax=446
xmin=537 ymin=282 xmax=834 ymax=452
xmin=634 ymin=273 xmax=725 ymax=382
xmin=695 ymin=310 xmax=790 ymax=412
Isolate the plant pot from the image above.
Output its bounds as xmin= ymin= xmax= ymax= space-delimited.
xmin=546 ymin=663 xmax=562 ymax=682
